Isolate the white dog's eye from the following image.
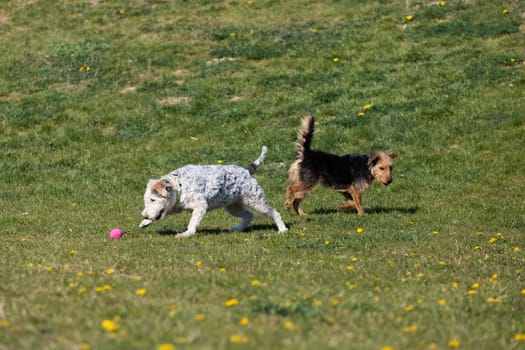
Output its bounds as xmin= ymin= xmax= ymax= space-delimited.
xmin=150 ymin=198 xmax=156 ymax=202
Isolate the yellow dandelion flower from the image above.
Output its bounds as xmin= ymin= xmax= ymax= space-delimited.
xmin=352 ymin=257 xmax=359 ymax=262
xmin=224 ymin=298 xmax=239 ymax=307
xmin=439 ymin=261 xmax=447 ymax=266
xmin=229 ymin=335 xmax=249 ymax=343
xmin=514 ymin=247 xmax=520 ymax=253
xmin=81 ymin=343 xmax=91 ymax=350
xmin=101 ymin=320 xmax=118 ymax=332
xmin=515 ymin=333 xmax=525 ymax=341
xmin=217 ymin=159 xmax=223 ymax=164
xmin=195 ymin=261 xmax=202 ymax=267
xmin=331 ymin=298 xmax=340 ymax=305
xmin=219 ymin=267 xmax=226 ymax=273
xmin=195 ymin=314 xmax=205 ymax=321
xmin=324 ymin=240 xmax=330 ymax=246
xmin=158 ymin=344 xmax=175 ymax=350
xmin=520 ymin=289 xmax=525 ymax=295
xmin=438 ymin=299 xmax=446 ymax=305
xmin=488 ymin=237 xmax=497 ymax=244
xmin=432 ymin=231 xmax=440 ymax=235
xmin=472 ymin=283 xmax=480 ymax=289
xmin=136 ymin=288 xmax=147 ymax=296
xmin=69 ymin=249 xmax=77 ymax=256
xmin=284 ymin=320 xmax=299 ymax=331
xmin=382 ymin=347 xmax=394 ymax=350
xmin=239 ymin=317 xmax=250 ymax=326
xmin=439 ymin=1 xmax=446 ymax=6
xmin=452 ymin=282 xmax=459 ymax=288
xmin=312 ymin=299 xmax=322 ymax=306
xmin=406 ymin=15 xmax=414 ymax=21
xmin=346 ymin=265 xmax=354 ymax=271
xmin=105 ymin=268 xmax=114 ymax=275
xmin=332 ymin=57 xmax=339 ymax=63
xmin=0 ymin=320 xmax=11 ymax=328
xmin=405 ymin=304 xmax=414 ymax=312
xmin=356 ymin=227 xmax=364 ymax=233
xmin=362 ymin=103 xmax=373 ymax=110
xmin=448 ymin=339 xmax=460 ymax=348
xmin=486 ymin=297 xmax=501 ymax=303
xmin=347 ymin=283 xmax=357 ymax=290
xmin=310 ymin=28 xmax=318 ymax=33
xmin=169 ymin=305 xmax=177 ymax=316
xmin=467 ymin=290 xmax=477 ymax=296
xmin=502 ymin=8 xmax=509 ymax=15
xmin=96 ymin=284 xmax=112 ymax=292
xmin=46 ymin=266 xmax=53 ymax=272
xmin=402 ymin=324 xmax=418 ymax=332
xmin=358 ymin=111 xmax=365 ymax=117
xmin=251 ymin=279 xmax=261 ymax=286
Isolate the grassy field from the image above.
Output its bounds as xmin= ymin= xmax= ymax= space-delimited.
xmin=1 ymin=0 xmax=524 ymax=349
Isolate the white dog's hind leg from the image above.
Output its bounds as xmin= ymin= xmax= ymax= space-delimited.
xmin=247 ymin=201 xmax=288 ymax=233
xmin=225 ymin=204 xmax=254 ymax=231
xmin=268 ymin=207 xmax=288 ymax=233
xmin=176 ymin=206 xmax=207 ymax=238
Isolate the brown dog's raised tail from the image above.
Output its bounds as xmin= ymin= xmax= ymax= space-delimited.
xmin=296 ymin=113 xmax=315 ymax=161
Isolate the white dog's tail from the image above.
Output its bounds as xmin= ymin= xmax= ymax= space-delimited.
xmin=246 ymin=146 xmax=268 ymax=175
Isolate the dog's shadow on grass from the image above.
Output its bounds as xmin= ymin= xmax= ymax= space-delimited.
xmin=311 ymin=206 xmax=418 ymax=215
xmin=157 ymin=224 xmax=289 ymax=236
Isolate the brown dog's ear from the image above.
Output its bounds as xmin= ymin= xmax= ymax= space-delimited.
xmin=151 ymin=179 xmax=173 ymax=198
xmin=368 ymin=153 xmax=380 ymax=166
xmin=388 ymin=152 xmax=398 ymax=159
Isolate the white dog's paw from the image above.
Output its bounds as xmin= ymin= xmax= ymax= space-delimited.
xmin=278 ymin=227 xmax=289 ymax=234
xmin=139 ymin=219 xmax=153 ymax=228
xmin=176 ymin=231 xmax=196 ymax=238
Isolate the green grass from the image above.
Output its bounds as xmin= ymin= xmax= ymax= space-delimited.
xmin=1 ymin=0 xmax=524 ymax=349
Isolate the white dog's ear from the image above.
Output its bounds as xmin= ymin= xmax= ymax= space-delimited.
xmin=151 ymin=179 xmax=173 ymax=198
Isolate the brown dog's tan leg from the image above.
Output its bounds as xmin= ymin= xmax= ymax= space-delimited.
xmin=349 ymin=187 xmax=365 ymax=215
xmin=338 ymin=192 xmax=356 ymax=210
xmin=292 ymin=197 xmax=306 ymax=216
xmin=286 ymin=183 xmax=310 ymax=216
xmin=285 ymin=185 xmax=295 ymax=210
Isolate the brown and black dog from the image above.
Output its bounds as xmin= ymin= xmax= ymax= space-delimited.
xmin=285 ymin=114 xmax=397 ymax=215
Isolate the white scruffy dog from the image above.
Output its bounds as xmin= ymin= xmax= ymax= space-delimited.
xmin=139 ymin=146 xmax=288 ymax=237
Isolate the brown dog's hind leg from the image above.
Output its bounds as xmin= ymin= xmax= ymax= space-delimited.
xmin=285 ymin=185 xmax=295 ymax=211
xmin=292 ymin=197 xmax=306 ymax=216
xmin=338 ymin=192 xmax=356 ymax=210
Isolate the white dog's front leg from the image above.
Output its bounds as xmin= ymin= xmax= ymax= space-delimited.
xmin=176 ymin=206 xmax=207 ymax=238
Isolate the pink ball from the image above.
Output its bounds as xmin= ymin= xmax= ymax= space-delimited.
xmin=109 ymin=228 xmax=123 ymax=239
